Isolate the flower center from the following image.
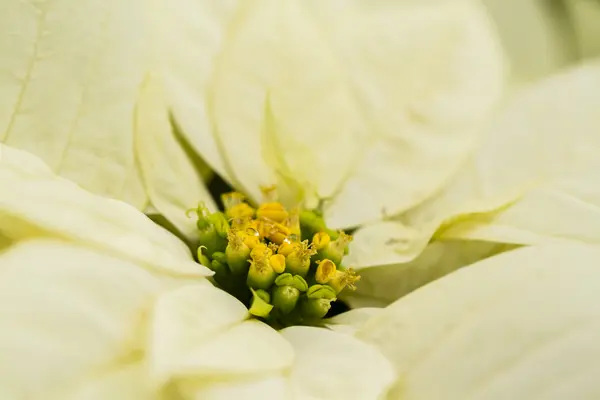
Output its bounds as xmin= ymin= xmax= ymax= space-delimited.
xmin=189 ymin=191 xmax=359 ymax=328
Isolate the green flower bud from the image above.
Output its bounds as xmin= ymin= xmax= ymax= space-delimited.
xmin=284 ymin=241 xmax=315 ymax=278
xmin=306 ymin=284 xmax=337 ymax=300
xmin=249 ymin=289 xmax=273 ymax=318
xmin=274 ymin=272 xmax=294 ymax=287
xmin=301 ymin=298 xmax=333 ymax=319
xmin=197 ymin=212 xmax=229 ymax=258
xmin=275 ymin=273 xmax=309 ymax=292
xmin=226 ymin=245 xmax=250 ymax=276
xmin=225 ymin=230 xmax=252 ymax=276
xmin=316 ymin=232 xmax=352 ymax=265
xmin=272 ymin=285 xmax=300 ymax=315
xmin=247 ymin=260 xmax=277 ymax=290
xmin=299 ymin=209 xmax=338 ymax=242
xmin=286 ymin=253 xmax=310 ymax=277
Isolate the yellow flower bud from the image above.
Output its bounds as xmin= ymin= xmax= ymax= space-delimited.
xmin=315 ymin=259 xmax=337 ymax=284
xmin=270 ymin=254 xmax=286 ymax=273
xmin=256 ymin=202 xmax=289 ymax=223
xmin=278 ymin=239 xmax=295 ymax=256
xmin=312 ymin=231 xmax=331 ymax=250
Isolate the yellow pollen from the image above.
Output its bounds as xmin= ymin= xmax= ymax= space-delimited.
xmin=256 ymin=202 xmax=289 ymax=223
xmin=226 ymin=229 xmax=246 ymax=250
xmin=290 ymin=240 xmax=317 ymax=259
xmin=330 ymin=268 xmax=361 ymax=292
xmin=333 ymin=231 xmax=353 ymax=249
xmin=315 ymin=259 xmax=337 ymax=283
xmin=250 ymin=243 xmax=272 ymax=262
xmin=312 ymin=231 xmax=331 ymax=250
xmin=270 ymin=254 xmax=286 ymax=273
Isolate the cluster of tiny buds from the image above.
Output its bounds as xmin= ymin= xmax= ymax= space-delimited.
xmin=190 ymin=191 xmax=359 ymax=328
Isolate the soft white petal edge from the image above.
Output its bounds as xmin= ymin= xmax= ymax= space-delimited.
xmin=349 ymin=59 xmax=600 ymax=265
xmin=280 ymin=326 xmax=395 ymax=400
xmin=134 ymin=73 xmax=216 ymax=241
xmin=0 ymin=239 xmax=184 ymax=398
xmin=436 ymin=60 xmax=600 ymax=246
xmin=344 ymin=240 xmax=516 ymax=307
xmin=0 ymin=143 xmax=210 ymax=276
xmin=149 ymin=284 xmax=294 ymax=383
xmin=356 ymin=244 xmax=600 ymax=399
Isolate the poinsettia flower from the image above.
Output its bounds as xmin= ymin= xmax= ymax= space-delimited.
xmin=0 ymin=0 xmax=505 ymax=238
xmin=4 ymin=144 xmax=600 ymax=399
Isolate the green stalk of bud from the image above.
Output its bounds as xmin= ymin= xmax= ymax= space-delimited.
xmin=247 ymin=260 xmax=277 ymax=290
xmin=272 ymin=285 xmax=300 ymax=315
xmin=249 ymin=289 xmax=273 ymax=318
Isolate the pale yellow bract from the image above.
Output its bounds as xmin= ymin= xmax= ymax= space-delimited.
xmin=0 ymin=0 xmax=506 ymax=238
xmin=348 ymin=60 xmax=600 ymax=269
xmin=345 ymin=59 xmax=600 ymax=310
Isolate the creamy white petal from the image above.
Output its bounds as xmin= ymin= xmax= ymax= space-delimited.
xmin=0 ymin=0 xmax=148 ymax=208
xmin=432 ymin=62 xmax=600 ymax=246
xmin=149 ymin=284 xmax=294 ymax=383
xmin=281 ymin=326 xmax=395 ymax=400
xmin=207 ymin=0 xmax=365 ymax=205
xmin=344 ymin=240 xmax=516 ymax=308
xmin=188 ymin=1 xmax=503 ymax=217
xmin=0 ymin=240 xmax=186 ymax=398
xmin=151 ymin=0 xmax=240 ymax=187
xmin=312 ymin=0 xmax=505 ymax=228
xmin=325 ymin=308 xmax=383 ymax=336
xmin=61 ymin=362 xmax=158 ymax=400
xmin=0 ymin=0 xmax=215 ymax=230
xmin=363 ymin=60 xmax=600 ymax=263
xmin=0 ymin=144 xmax=209 ymax=276
xmin=357 ymin=244 xmax=600 ymax=399
xmin=134 ymin=73 xmax=216 ymax=240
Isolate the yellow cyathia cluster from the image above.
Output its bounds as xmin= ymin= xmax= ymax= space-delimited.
xmin=190 ymin=192 xmax=359 ymax=328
